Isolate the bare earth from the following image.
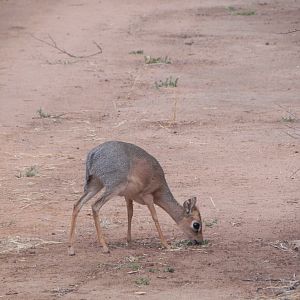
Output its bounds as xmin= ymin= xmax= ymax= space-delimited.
xmin=0 ymin=1 xmax=299 ymax=299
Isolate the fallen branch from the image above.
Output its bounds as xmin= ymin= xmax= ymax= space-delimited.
xmin=30 ymin=34 xmax=102 ymax=58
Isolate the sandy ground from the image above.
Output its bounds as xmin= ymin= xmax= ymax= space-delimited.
xmin=0 ymin=0 xmax=299 ymax=299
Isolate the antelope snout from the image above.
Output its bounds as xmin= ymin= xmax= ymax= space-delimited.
xmin=193 ymin=233 xmax=204 ymax=245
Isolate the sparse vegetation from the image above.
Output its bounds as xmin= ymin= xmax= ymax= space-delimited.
xmin=236 ymin=10 xmax=256 ymax=16
xmin=135 ymin=277 xmax=150 ymax=286
xmin=227 ymin=6 xmax=236 ymax=12
xmin=204 ymin=219 xmax=218 ymax=228
xmin=129 ymin=50 xmax=144 ymax=55
xmin=144 ymin=55 xmax=171 ymax=64
xmin=227 ymin=6 xmax=256 ymax=16
xmin=112 ymin=256 xmax=144 ymax=271
xmin=282 ymin=115 xmax=297 ymax=122
xmin=199 ymin=239 xmax=209 ymax=246
xmin=17 ymin=166 xmax=38 ymax=178
xmin=36 ymin=108 xmax=51 ymax=118
xmin=278 ymin=105 xmax=298 ymax=123
xmin=173 ymin=239 xmax=209 ymax=248
xmin=164 ymin=266 xmax=175 ymax=273
xmin=128 ymin=262 xmax=140 ymax=271
xmin=155 ymin=76 xmax=178 ymax=89
xmin=282 ymin=112 xmax=298 ymax=123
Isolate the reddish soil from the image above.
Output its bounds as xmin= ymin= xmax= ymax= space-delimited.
xmin=0 ymin=1 xmax=299 ymax=299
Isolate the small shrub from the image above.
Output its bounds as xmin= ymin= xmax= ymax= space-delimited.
xmin=282 ymin=115 xmax=297 ymax=123
xmin=144 ymin=55 xmax=171 ymax=64
xmin=25 ymin=166 xmax=38 ymax=177
xmin=128 ymin=262 xmax=140 ymax=271
xmin=155 ymin=76 xmax=178 ymax=88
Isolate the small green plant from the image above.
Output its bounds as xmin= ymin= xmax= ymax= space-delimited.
xmin=204 ymin=219 xmax=218 ymax=228
xmin=199 ymin=239 xmax=209 ymax=246
xmin=135 ymin=277 xmax=150 ymax=286
xmin=37 ymin=108 xmax=51 ymax=118
xmin=25 ymin=166 xmax=38 ymax=177
xmin=173 ymin=240 xmax=193 ymax=247
xmin=17 ymin=166 xmax=39 ymax=178
xmin=144 ymin=55 xmax=171 ymax=64
xmin=129 ymin=50 xmax=144 ymax=55
xmin=173 ymin=239 xmax=209 ymax=248
xmin=164 ymin=266 xmax=175 ymax=273
xmin=155 ymin=76 xmax=178 ymax=89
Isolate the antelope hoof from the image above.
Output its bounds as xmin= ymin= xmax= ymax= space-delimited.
xmin=102 ymin=246 xmax=110 ymax=254
xmin=68 ymin=246 xmax=75 ymax=256
xmin=162 ymin=243 xmax=170 ymax=250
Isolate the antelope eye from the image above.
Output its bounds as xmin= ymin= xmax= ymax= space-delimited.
xmin=193 ymin=222 xmax=200 ymax=231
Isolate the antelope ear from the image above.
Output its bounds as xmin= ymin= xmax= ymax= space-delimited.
xmin=183 ymin=197 xmax=197 ymax=215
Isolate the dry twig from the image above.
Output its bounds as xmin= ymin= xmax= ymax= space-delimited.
xmin=0 ymin=236 xmax=62 ymax=254
xmin=209 ymin=197 xmax=216 ymax=208
xmin=278 ymin=29 xmax=300 ymax=34
xmin=269 ymin=240 xmax=289 ymax=251
xmin=30 ymin=34 xmax=102 ymax=58
xmin=290 ymin=167 xmax=300 ymax=179
xmin=284 ymin=131 xmax=300 ymax=139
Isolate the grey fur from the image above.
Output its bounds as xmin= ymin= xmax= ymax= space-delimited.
xmin=85 ymin=141 xmax=165 ymax=193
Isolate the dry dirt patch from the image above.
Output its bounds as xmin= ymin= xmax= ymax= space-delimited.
xmin=0 ymin=0 xmax=299 ymax=299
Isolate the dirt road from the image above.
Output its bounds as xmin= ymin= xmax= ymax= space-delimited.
xmin=0 ymin=1 xmax=299 ymax=299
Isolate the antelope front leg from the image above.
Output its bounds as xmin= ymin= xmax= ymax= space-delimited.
xmin=92 ymin=210 xmax=109 ymax=253
xmin=143 ymin=194 xmax=169 ymax=249
xmin=125 ymin=197 xmax=133 ymax=244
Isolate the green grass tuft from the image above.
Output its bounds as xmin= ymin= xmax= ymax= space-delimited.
xmin=37 ymin=108 xmax=51 ymax=118
xmin=164 ymin=266 xmax=175 ymax=273
xmin=129 ymin=50 xmax=144 ymax=55
xmin=135 ymin=277 xmax=150 ymax=286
